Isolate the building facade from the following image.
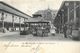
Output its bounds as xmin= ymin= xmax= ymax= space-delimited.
xmin=0 ymin=2 xmax=31 ymax=32
xmin=54 ymin=1 xmax=80 ymax=30
xmin=33 ymin=8 xmax=57 ymax=24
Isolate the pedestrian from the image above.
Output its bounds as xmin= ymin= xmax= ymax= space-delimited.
xmin=70 ymin=25 xmax=72 ymax=35
xmin=63 ymin=24 xmax=67 ymax=38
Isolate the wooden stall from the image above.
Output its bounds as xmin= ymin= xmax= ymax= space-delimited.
xmin=24 ymin=21 xmax=50 ymax=37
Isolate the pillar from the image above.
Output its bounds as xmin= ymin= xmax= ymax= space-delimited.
xmin=12 ymin=15 xmax=14 ymax=31
xmin=73 ymin=2 xmax=76 ymax=29
xmin=68 ymin=7 xmax=70 ymax=23
xmin=1 ymin=12 xmax=4 ymax=32
xmin=65 ymin=2 xmax=69 ymax=24
xmin=74 ymin=2 xmax=76 ymax=23
xmin=24 ymin=18 xmax=26 ymax=31
xmin=19 ymin=17 xmax=21 ymax=31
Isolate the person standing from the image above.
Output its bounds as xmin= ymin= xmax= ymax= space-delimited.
xmin=70 ymin=25 xmax=72 ymax=35
xmin=63 ymin=25 xmax=67 ymax=38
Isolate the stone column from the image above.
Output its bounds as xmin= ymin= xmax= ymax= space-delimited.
xmin=74 ymin=2 xmax=76 ymax=23
xmin=1 ymin=12 xmax=4 ymax=32
xmin=65 ymin=2 xmax=69 ymax=24
xmin=12 ymin=15 xmax=14 ymax=31
xmin=19 ymin=17 xmax=21 ymax=31
xmin=24 ymin=18 xmax=25 ymax=31
xmin=73 ymin=2 xmax=76 ymax=29
xmin=68 ymin=7 xmax=70 ymax=23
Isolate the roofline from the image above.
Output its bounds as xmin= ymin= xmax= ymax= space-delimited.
xmin=56 ymin=1 xmax=64 ymax=15
xmin=24 ymin=22 xmax=49 ymax=23
xmin=0 ymin=9 xmax=28 ymax=19
xmin=0 ymin=1 xmax=32 ymax=18
xmin=56 ymin=0 xmax=80 ymax=17
xmin=55 ymin=0 xmax=69 ymax=18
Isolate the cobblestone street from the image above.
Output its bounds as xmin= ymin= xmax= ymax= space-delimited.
xmin=0 ymin=32 xmax=72 ymax=41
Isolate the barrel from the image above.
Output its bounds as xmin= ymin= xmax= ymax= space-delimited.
xmin=72 ymin=30 xmax=80 ymax=41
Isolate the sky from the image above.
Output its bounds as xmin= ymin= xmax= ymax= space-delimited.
xmin=0 ymin=0 xmax=64 ymax=16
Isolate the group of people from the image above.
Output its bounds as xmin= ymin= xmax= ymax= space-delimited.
xmin=63 ymin=24 xmax=72 ymax=38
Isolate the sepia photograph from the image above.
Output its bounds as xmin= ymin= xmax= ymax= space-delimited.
xmin=0 ymin=0 xmax=80 ymax=53
xmin=0 ymin=0 xmax=80 ymax=41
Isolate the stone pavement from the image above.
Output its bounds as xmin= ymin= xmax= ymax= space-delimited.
xmin=23 ymin=33 xmax=72 ymax=41
xmin=0 ymin=32 xmax=72 ymax=41
xmin=0 ymin=31 xmax=20 ymax=37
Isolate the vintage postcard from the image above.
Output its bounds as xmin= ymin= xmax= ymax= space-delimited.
xmin=0 ymin=0 xmax=80 ymax=53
